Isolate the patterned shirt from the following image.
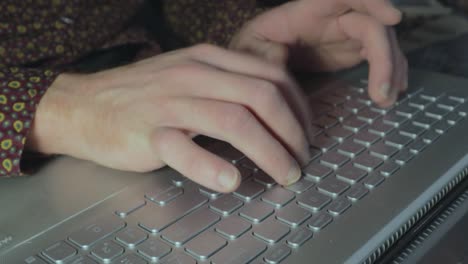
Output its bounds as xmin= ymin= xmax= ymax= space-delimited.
xmin=0 ymin=0 xmax=268 ymax=177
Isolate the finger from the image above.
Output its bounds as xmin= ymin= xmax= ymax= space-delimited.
xmin=160 ymin=97 xmax=302 ymax=186
xmin=387 ymin=28 xmax=406 ymax=101
xmin=152 ymin=128 xmax=241 ymax=192
xmin=183 ymin=44 xmax=314 ymax=143
xmin=338 ymin=12 xmax=396 ymax=107
xmin=388 ymin=28 xmax=409 ymax=92
xmin=156 ymin=65 xmax=310 ymax=165
xmin=347 ymin=0 xmax=402 ymax=25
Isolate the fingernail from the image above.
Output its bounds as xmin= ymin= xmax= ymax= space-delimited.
xmin=380 ymin=83 xmax=391 ymax=99
xmin=287 ymin=160 xmax=302 ymax=186
xmin=218 ymin=168 xmax=240 ymax=191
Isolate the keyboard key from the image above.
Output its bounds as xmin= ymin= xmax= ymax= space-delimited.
xmin=336 ymin=164 xmax=367 ymax=184
xmin=261 ymin=187 xmax=295 ymax=208
xmin=327 ymin=107 xmax=352 ymax=121
xmin=409 ymin=139 xmax=428 ymax=154
xmin=363 ymin=173 xmax=385 ymax=189
xmin=353 ymin=152 xmax=383 ymax=171
xmin=425 ymin=105 xmax=450 ymax=119
xmin=395 ymin=103 xmax=420 ymax=118
xmin=342 ymin=116 xmax=368 ymax=132
xmin=24 ymin=256 xmax=49 ymax=264
xmin=449 ymin=94 xmax=467 ymax=103
xmin=63 ymin=255 xmax=97 ymax=264
xmin=210 ymin=195 xmax=243 ymax=216
xmin=326 ymin=125 xmax=353 ymax=142
xmin=357 ymin=108 xmax=381 ymax=123
xmin=337 ymin=140 xmax=366 ymax=158
xmin=422 ymin=130 xmax=440 ymax=143
xmin=420 ymin=91 xmax=443 ymax=101
xmin=437 ymin=96 xmax=460 ymax=110
xmin=394 ymin=149 xmax=415 ymax=165
xmin=379 ymin=161 xmax=400 ymax=177
xmin=286 ymin=227 xmax=313 ymax=248
xmin=310 ymin=135 xmax=338 ymax=152
xmin=385 ymin=132 xmax=413 ymax=149
xmin=409 ymin=97 xmax=432 ymax=109
xmin=69 ymin=216 xmax=125 ymax=249
xmin=215 ymin=215 xmax=252 ymax=239
xmin=114 ymin=254 xmax=147 ymax=264
xmin=115 ymin=199 xmax=146 ymax=218
xmin=160 ymin=252 xmax=196 ymax=264
xmin=433 ymin=120 xmax=452 ymax=134
xmin=219 ymin=146 xmax=245 ymax=164
xmin=91 ymin=240 xmax=124 ymax=262
xmin=399 ymin=123 xmax=426 ymax=139
xmin=412 ymin=113 xmax=438 ymax=129
xmin=138 ymin=191 xmax=208 ymax=233
xmin=234 ymin=180 xmax=265 ymax=202
xmin=276 ymin=203 xmax=312 ymax=227
xmin=446 ymin=112 xmax=463 ymax=125
xmin=321 ymin=94 xmax=347 ymax=105
xmin=313 ymin=115 xmax=338 ymax=129
xmin=42 ymin=241 xmax=77 ymax=263
xmin=353 ymin=131 xmax=380 ymax=147
xmin=343 ymin=100 xmax=366 ymax=113
xmin=263 ymin=244 xmax=292 ymax=264
xmin=137 ymin=238 xmax=171 ymax=262
xmin=316 ymin=177 xmax=350 ymax=197
xmin=369 ymin=142 xmax=399 ymax=160
xmin=346 ymin=185 xmax=369 ymax=201
xmin=116 ymin=227 xmax=148 ymax=248
xmin=307 ymin=212 xmax=333 ymax=231
xmin=327 ymin=197 xmax=352 ymax=216
xmin=303 ymin=162 xmax=332 ymax=180
xmin=253 ymin=219 xmax=290 ymax=244
xmin=320 ymin=151 xmax=350 ymax=169
xmin=211 ymin=235 xmax=267 ymax=264
xmin=200 ymin=187 xmax=222 ymax=199
xmin=383 ymin=112 xmax=408 ymax=127
xmin=167 ymin=172 xmax=189 ymax=186
xmin=185 ymin=231 xmax=227 ymax=260
xmin=253 ymin=171 xmax=277 ymax=188
xmin=297 ymin=190 xmax=331 ymax=211
xmin=285 ymin=178 xmax=315 ymax=194
xmin=162 ymin=208 xmax=220 ymax=246
xmin=147 ymin=186 xmax=183 ymax=206
xmin=239 ymin=201 xmax=274 ymax=223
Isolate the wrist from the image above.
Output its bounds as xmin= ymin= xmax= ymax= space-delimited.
xmin=26 ymin=73 xmax=87 ymax=156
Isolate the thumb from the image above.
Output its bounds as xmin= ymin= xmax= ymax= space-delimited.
xmin=229 ymin=32 xmax=289 ymax=66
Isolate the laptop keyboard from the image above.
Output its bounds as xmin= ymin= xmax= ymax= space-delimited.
xmin=25 ymin=80 xmax=468 ymax=264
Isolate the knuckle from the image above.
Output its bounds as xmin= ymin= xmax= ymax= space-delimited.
xmin=252 ymin=80 xmax=284 ymax=114
xmin=221 ymin=104 xmax=255 ymax=132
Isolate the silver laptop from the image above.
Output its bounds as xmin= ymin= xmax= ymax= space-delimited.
xmin=1 ymin=67 xmax=468 ymax=264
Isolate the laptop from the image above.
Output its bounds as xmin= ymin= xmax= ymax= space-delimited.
xmin=1 ymin=65 xmax=468 ymax=264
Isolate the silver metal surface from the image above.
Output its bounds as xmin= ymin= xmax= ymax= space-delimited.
xmin=3 ymin=68 xmax=468 ymax=264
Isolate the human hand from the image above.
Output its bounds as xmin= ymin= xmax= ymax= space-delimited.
xmin=230 ymin=0 xmax=408 ymax=107
xmin=28 ymin=44 xmax=313 ymax=192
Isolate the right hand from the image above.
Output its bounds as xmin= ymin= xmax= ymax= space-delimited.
xmin=29 ymin=44 xmax=312 ymax=192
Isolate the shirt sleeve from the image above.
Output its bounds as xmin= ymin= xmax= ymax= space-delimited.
xmin=0 ymin=65 xmax=60 ymax=177
xmin=162 ymin=0 xmax=269 ymax=47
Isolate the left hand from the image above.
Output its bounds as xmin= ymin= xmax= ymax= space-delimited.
xmin=230 ymin=0 xmax=408 ymax=107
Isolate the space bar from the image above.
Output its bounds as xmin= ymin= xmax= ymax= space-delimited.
xmin=138 ymin=191 xmax=208 ymax=233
